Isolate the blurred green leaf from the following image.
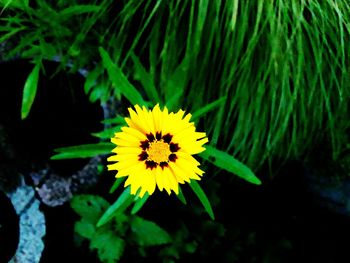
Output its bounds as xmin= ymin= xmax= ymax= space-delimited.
xmin=97 ymin=187 xmax=134 ymax=227
xmin=109 ymin=177 xmax=125 ymax=194
xmin=200 ymin=145 xmax=261 ymax=185
xmin=131 ymin=53 xmax=160 ymax=103
xmin=131 ymin=193 xmax=149 ymax=214
xmin=59 ymin=5 xmax=100 ymax=17
xmin=21 ymin=61 xmax=40 ymax=120
xmin=91 ymin=126 xmax=122 ymax=139
xmin=75 ymin=218 xmax=96 ymax=239
xmin=131 ymin=216 xmax=171 ymax=246
xmin=176 ymin=186 xmax=187 ymax=205
xmin=191 ymin=96 xmax=227 ymax=121
xmin=102 ymin=116 xmax=126 ymax=125
xmin=99 ymin=47 xmax=145 ymax=105
xmin=71 ymin=195 xmax=110 ymax=223
xmin=84 ymin=65 xmax=103 ymax=94
xmin=189 ymin=180 xmax=215 ymax=220
xmin=90 ymin=230 xmax=125 ymax=263
xmin=0 ymin=0 xmax=28 ymax=9
xmin=51 ymin=142 xmax=114 ymax=160
xmin=0 ymin=26 xmax=25 ymax=43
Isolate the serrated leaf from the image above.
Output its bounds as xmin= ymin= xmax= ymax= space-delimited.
xmin=51 ymin=142 xmax=114 ymax=160
xmin=131 ymin=216 xmax=171 ymax=247
xmin=71 ymin=195 xmax=110 ymax=223
xmin=21 ymin=62 xmax=40 ymax=120
xmin=75 ymin=218 xmax=96 ymax=239
xmin=90 ymin=230 xmax=125 ymax=263
xmin=97 ymin=187 xmax=134 ymax=227
xmin=191 ymin=96 xmax=227 ymax=121
xmin=99 ymin=47 xmax=145 ymax=105
xmin=189 ymin=180 xmax=215 ymax=220
xmin=131 ymin=193 xmax=149 ymax=214
xmin=200 ymin=145 xmax=261 ymax=185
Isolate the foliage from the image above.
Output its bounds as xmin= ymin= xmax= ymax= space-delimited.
xmin=1 ymin=0 xmax=348 ymax=174
xmin=71 ymin=194 xmax=172 ymax=263
xmin=2 ymin=0 xmax=350 ymax=261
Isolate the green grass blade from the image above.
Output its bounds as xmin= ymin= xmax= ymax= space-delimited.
xmin=21 ymin=61 xmax=40 ymax=120
xmin=191 ymin=96 xmax=227 ymax=121
xmin=131 ymin=53 xmax=160 ymax=103
xmin=99 ymin=47 xmax=145 ymax=106
xmin=97 ymin=187 xmax=133 ymax=227
xmin=189 ymin=180 xmax=214 ymax=220
xmin=200 ymin=145 xmax=261 ymax=185
xmin=59 ymin=5 xmax=100 ymax=17
xmin=131 ymin=193 xmax=149 ymax=214
xmin=109 ymin=177 xmax=126 ymax=194
xmin=176 ymin=186 xmax=187 ymax=205
xmin=51 ymin=142 xmax=114 ymax=160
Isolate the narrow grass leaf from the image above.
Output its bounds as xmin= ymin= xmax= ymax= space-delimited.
xmin=200 ymin=145 xmax=261 ymax=185
xmin=191 ymin=96 xmax=227 ymax=121
xmin=131 ymin=193 xmax=149 ymax=214
xmin=99 ymin=47 xmax=145 ymax=105
xmin=97 ymin=187 xmax=133 ymax=227
xmin=59 ymin=5 xmax=100 ymax=17
xmin=21 ymin=61 xmax=40 ymax=120
xmin=176 ymin=186 xmax=187 ymax=205
xmin=131 ymin=53 xmax=160 ymax=103
xmin=109 ymin=177 xmax=125 ymax=194
xmin=51 ymin=142 xmax=114 ymax=160
xmin=91 ymin=125 xmax=122 ymax=139
xmin=189 ymin=180 xmax=215 ymax=220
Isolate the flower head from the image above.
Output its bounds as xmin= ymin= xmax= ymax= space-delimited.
xmin=107 ymin=104 xmax=208 ymax=197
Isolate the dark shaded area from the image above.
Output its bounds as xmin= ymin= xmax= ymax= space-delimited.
xmin=0 ymin=190 xmax=19 ymax=263
xmin=0 ymin=59 xmax=103 ymax=262
xmin=0 ymin=60 xmax=103 ymax=177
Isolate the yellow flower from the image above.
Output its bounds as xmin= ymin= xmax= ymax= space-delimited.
xmin=107 ymin=104 xmax=208 ymax=197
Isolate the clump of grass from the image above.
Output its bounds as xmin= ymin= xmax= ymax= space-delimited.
xmin=2 ymin=0 xmax=349 ymax=175
xmin=129 ymin=0 xmax=350 ymax=173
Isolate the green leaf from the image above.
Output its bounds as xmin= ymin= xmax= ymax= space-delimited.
xmin=189 ymin=180 xmax=215 ymax=220
xmin=191 ymin=96 xmax=227 ymax=121
xmin=84 ymin=65 xmax=103 ymax=94
xmin=21 ymin=61 xmax=40 ymax=120
xmin=91 ymin=126 xmax=122 ymax=139
xmin=51 ymin=142 xmax=114 ymax=160
xmin=131 ymin=193 xmax=149 ymax=214
xmin=75 ymin=218 xmax=96 ymax=239
xmin=200 ymin=145 xmax=261 ymax=185
xmin=59 ymin=5 xmax=100 ymax=17
xmin=0 ymin=26 xmax=25 ymax=43
xmin=90 ymin=230 xmax=125 ymax=263
xmin=131 ymin=53 xmax=160 ymax=103
xmin=165 ymin=88 xmax=183 ymax=111
xmin=176 ymin=186 xmax=187 ymax=205
xmin=102 ymin=116 xmax=126 ymax=125
xmin=97 ymin=187 xmax=134 ymax=227
xmin=99 ymin=47 xmax=145 ymax=105
xmin=0 ymin=0 xmax=28 ymax=9
xmin=131 ymin=216 xmax=172 ymax=246
xmin=109 ymin=177 xmax=126 ymax=194
xmin=71 ymin=195 xmax=110 ymax=223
